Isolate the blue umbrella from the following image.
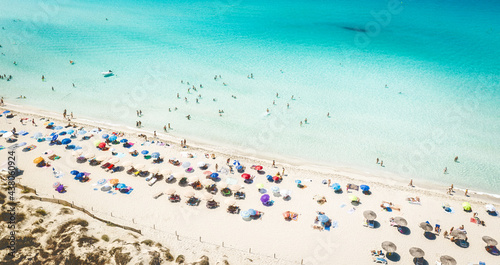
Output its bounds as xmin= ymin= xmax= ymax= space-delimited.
xmin=3 ymin=110 xmax=10 ymax=114
xmin=76 ymin=172 xmax=85 ymax=179
xmin=233 ymin=160 xmax=240 ymax=166
xmin=236 ymin=165 xmax=242 ymax=170
xmin=61 ymin=138 xmax=71 ymax=145
xmin=54 ymin=126 xmax=63 ymax=130
xmin=151 ymin=152 xmax=160 ymax=158
xmin=58 ymin=131 xmax=67 ymax=135
xmin=66 ymin=145 xmax=75 ymax=149
xmin=70 ymin=170 xmax=79 ymax=175
xmin=260 ymin=194 xmax=270 ymax=203
xmin=48 ymin=122 xmax=54 ymax=126
xmin=120 ymin=139 xmax=128 ymax=143
xmin=109 ymin=135 xmax=117 ymax=141
xmin=78 ymin=130 xmax=87 ymax=135
xmin=318 ymin=214 xmax=329 ymax=223
xmin=141 ymin=150 xmax=149 ymax=155
xmin=116 ymin=183 xmax=126 ymax=189
xmin=248 ymin=209 xmax=256 ymax=216
xmin=271 ymin=186 xmax=279 ymax=193
xmin=295 ymin=180 xmax=302 ymax=184
xmin=66 ymin=129 xmax=74 ymax=134
xmin=52 ymin=134 xmax=58 ymax=141
xmin=33 ymin=132 xmax=43 ymax=139
xmin=210 ymin=173 xmax=219 ymax=178
xmin=331 ymin=183 xmax=341 ymax=191
xmin=241 ymin=210 xmax=251 ymax=219
xmin=360 ymin=185 xmax=370 ymax=191
xmin=102 ymin=134 xmax=109 ymax=139
xmin=18 ymin=142 xmax=27 ymax=147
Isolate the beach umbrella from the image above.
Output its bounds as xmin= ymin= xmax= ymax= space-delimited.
xmin=182 ymin=161 xmax=191 ymax=168
xmin=210 ymin=172 xmax=219 ymax=178
xmin=188 ymin=176 xmax=199 ymax=183
xmin=164 ymin=187 xmax=176 ymax=195
xmin=2 ymin=131 xmax=13 ymax=138
xmin=440 ymin=255 xmax=457 ymax=265
xmin=98 ymin=142 xmax=106 ymax=149
xmin=3 ymin=110 xmax=10 ymax=114
xmin=33 ymin=157 xmax=44 ymax=164
xmin=70 ymin=170 xmax=79 ymax=175
xmin=197 ymin=161 xmax=206 ymax=168
xmin=203 ymin=171 xmax=212 ymax=175
xmin=241 ymin=173 xmax=251 ymax=179
xmin=76 ymin=172 xmax=85 ymax=179
xmin=119 ymin=161 xmax=131 ymax=167
xmin=224 ymin=198 xmax=236 ymax=206
xmin=161 ymin=169 xmax=172 ymax=176
xmin=295 ymin=180 xmax=301 ymax=184
xmin=363 ymin=210 xmax=377 ymax=220
xmin=256 ymin=183 xmax=265 ymax=189
xmin=280 ymin=189 xmax=291 ymax=197
xmin=217 ymin=182 xmax=228 ymax=189
xmin=381 ymin=241 xmax=397 ymax=253
xmin=48 ymin=122 xmax=54 ymax=126
xmin=93 ymin=140 xmax=101 ymax=146
xmin=72 ymin=150 xmax=83 ymax=156
xmin=53 ymin=182 xmax=61 ymax=188
xmin=66 ymin=129 xmax=74 ymax=134
xmin=61 ymin=138 xmax=71 ymax=145
xmin=271 ymin=186 xmax=280 ymax=193
xmin=254 ymin=165 xmax=263 ymax=171
xmin=419 ymin=222 xmax=433 ymax=232
xmin=118 ymin=138 xmax=127 ymax=143
xmin=273 ymin=176 xmax=280 ymax=181
xmin=409 ymin=247 xmax=425 ymax=258
xmin=233 ymin=160 xmax=240 ymax=166
xmin=485 ymin=204 xmax=496 ymax=212
xmin=66 ymin=144 xmax=75 ymax=150
xmin=56 ymin=185 xmax=65 ymax=192
xmin=115 ymin=183 xmax=126 ymax=189
xmin=109 ymin=135 xmax=117 ymax=142
xmin=32 ymin=132 xmax=43 ymax=139
xmin=109 ymin=179 xmax=119 ymax=185
xmin=462 ymin=202 xmax=472 ymax=211
xmin=348 ymin=195 xmax=358 ymax=202
xmin=229 ymin=184 xmax=241 ymax=191
xmin=97 ymin=179 xmax=107 ymax=185
xmin=54 ymin=126 xmax=63 ymax=130
xmin=247 ymin=209 xmax=256 ymax=216
xmin=96 ymin=156 xmax=107 ymax=161
xmin=202 ymin=193 xmax=214 ymax=200
xmin=202 ymin=179 xmax=215 ymax=186
xmin=451 ymin=230 xmax=467 ymax=240
xmin=241 ymin=210 xmax=251 ymax=219
xmin=18 ymin=142 xmax=27 ymax=147
xmin=78 ymin=130 xmax=87 ymax=135
xmin=50 ymin=134 xmax=58 ymax=141
xmin=183 ymin=190 xmax=195 ymax=198
xmin=360 ymin=185 xmax=370 ymax=191
xmin=318 ymin=214 xmax=329 ymax=223
xmin=260 ymin=194 xmax=270 ymax=203
xmin=141 ymin=150 xmax=149 ymax=155
xmin=151 ymin=152 xmax=160 ymax=158
xmin=102 ymin=134 xmax=109 ymax=139
xmin=108 ymin=157 xmax=120 ymax=164
xmin=84 ymin=153 xmax=95 ymax=159
xmin=482 ymin=236 xmax=498 ymax=246
xmin=393 ymin=217 xmax=408 ymax=226
xmin=58 ymin=131 xmax=67 ymax=136
xmin=134 ymin=164 xmax=145 ymax=170
xmin=331 ymin=183 xmax=341 ymax=191
xmin=101 ymin=185 xmax=111 ymax=191
xmin=149 ymin=167 xmax=159 ymax=174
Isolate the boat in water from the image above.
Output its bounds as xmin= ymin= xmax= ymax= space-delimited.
xmin=102 ymin=70 xmax=113 ymax=77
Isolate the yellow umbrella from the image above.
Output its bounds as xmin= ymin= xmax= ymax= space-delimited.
xmin=256 ymin=183 xmax=265 ymax=189
xmin=109 ymin=179 xmax=119 ymax=185
xmin=462 ymin=202 xmax=472 ymax=211
xmin=33 ymin=157 xmax=44 ymax=164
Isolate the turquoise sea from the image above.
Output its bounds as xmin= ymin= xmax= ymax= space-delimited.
xmin=1 ymin=0 xmax=499 ymax=194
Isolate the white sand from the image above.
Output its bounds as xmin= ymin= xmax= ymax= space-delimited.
xmin=1 ymin=103 xmax=499 ymax=265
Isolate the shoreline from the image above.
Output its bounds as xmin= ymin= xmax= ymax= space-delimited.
xmin=2 ymin=101 xmax=500 ymax=203
xmin=0 ymin=103 xmax=500 ymax=202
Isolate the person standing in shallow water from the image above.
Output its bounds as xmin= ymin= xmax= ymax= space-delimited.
xmin=454 ymin=156 xmax=458 ymax=162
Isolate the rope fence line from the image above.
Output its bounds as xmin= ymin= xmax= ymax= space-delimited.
xmin=16 ymin=184 xmax=302 ymax=264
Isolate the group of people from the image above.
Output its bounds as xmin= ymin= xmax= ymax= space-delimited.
xmin=0 ymin=74 xmax=12 ymax=81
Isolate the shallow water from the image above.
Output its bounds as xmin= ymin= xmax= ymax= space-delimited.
xmin=0 ymin=0 xmax=499 ymax=193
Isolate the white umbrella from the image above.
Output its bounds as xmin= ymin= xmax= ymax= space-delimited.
xmin=2 ymin=132 xmax=13 ymax=138
xmin=165 ymin=187 xmax=176 ymax=195
xmin=485 ymin=204 xmax=496 ymax=212
xmin=96 ymin=156 xmax=107 ymax=161
xmin=218 ymin=183 xmax=228 ymax=189
xmin=197 ymin=161 xmax=206 ymax=168
xmin=149 ymin=167 xmax=159 ymax=174
xmin=202 ymin=193 xmax=214 ymax=200
xmin=134 ymin=164 xmax=145 ymax=170
xmin=121 ymin=161 xmax=132 ymax=167
xmin=182 ymin=161 xmax=191 ymax=168
xmin=175 ymin=172 xmax=186 ymax=179
xmin=183 ymin=190 xmax=195 ymax=198
xmin=84 ymin=153 xmax=95 ymax=159
xmin=280 ymin=189 xmax=291 ymax=196
xmin=229 ymin=184 xmax=241 ymax=191
xmin=161 ymin=169 xmax=172 ymax=176
xmin=188 ymin=176 xmax=199 ymax=183
xmin=72 ymin=150 xmax=83 ymax=156
xmin=224 ymin=198 xmax=236 ymax=206
xmin=202 ymin=179 xmax=215 ymax=186
xmin=108 ymin=157 xmax=120 ymax=164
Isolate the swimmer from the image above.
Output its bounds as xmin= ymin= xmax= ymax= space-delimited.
xmin=266 ymin=108 xmax=269 ymax=113
xmin=276 ymin=92 xmax=278 ymax=98
xmin=287 ymin=103 xmax=289 ymax=108
xmin=223 ymin=82 xmax=227 ymax=86
xmin=327 ymin=112 xmax=330 ymax=117
xmin=186 ymin=115 xmax=191 ymax=120
xmin=177 ymin=93 xmax=180 ymax=98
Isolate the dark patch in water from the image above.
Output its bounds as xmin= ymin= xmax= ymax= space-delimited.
xmin=342 ymin=26 xmax=367 ymax=33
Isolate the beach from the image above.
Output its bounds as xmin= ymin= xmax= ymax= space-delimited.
xmin=1 ymin=105 xmax=499 ymax=264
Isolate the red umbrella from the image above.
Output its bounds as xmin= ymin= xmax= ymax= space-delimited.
xmin=273 ymin=176 xmax=280 ymax=181
xmin=203 ymin=171 xmax=212 ymax=175
xmin=98 ymin=142 xmax=106 ymax=149
xmin=254 ymin=165 xmax=263 ymax=171
xmin=242 ymin=173 xmax=251 ymax=179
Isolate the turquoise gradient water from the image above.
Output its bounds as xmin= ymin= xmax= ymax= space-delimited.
xmin=1 ymin=0 xmax=499 ymax=193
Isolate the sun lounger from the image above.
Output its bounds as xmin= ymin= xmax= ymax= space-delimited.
xmin=235 ymin=191 xmax=245 ymax=199
xmin=206 ymin=200 xmax=218 ymax=209
xmin=407 ymin=196 xmax=421 ymax=204
xmin=364 ymin=219 xmax=375 ymax=228
xmin=372 ymin=257 xmax=387 ymax=264
xmin=126 ymin=167 xmax=135 ymax=174
xmin=227 ymin=206 xmax=240 ymax=214
xmin=169 ymin=195 xmax=181 ymax=202
xmin=148 ymin=177 xmax=158 ymax=186
xmin=153 ymin=192 xmax=163 ymax=199
xmin=186 ymin=197 xmax=200 ymax=206
xmin=101 ymin=162 xmax=111 ymax=169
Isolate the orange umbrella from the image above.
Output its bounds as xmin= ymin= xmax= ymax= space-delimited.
xmin=33 ymin=157 xmax=44 ymax=164
xmin=109 ymin=179 xmax=119 ymax=185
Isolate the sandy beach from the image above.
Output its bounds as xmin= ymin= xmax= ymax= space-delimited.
xmin=1 ymin=103 xmax=499 ymax=265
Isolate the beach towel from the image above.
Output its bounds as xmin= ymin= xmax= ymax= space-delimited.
xmin=0 ymin=146 xmax=4 ymax=151
xmin=331 ymin=221 xmax=338 ymax=228
xmin=347 ymin=184 xmax=359 ymax=191
xmin=18 ymin=131 xmax=28 ymax=136
xmin=347 ymin=208 xmax=356 ymax=214
xmin=116 ymin=153 xmax=126 ymax=158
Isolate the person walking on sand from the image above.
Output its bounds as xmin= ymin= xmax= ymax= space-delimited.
xmin=465 ymin=189 xmax=468 ymax=196
xmin=63 ymin=109 xmax=67 ymax=119
xmin=282 ymin=167 xmax=285 ymax=176
xmin=139 ymin=110 xmax=142 ymax=116
xmin=215 ymin=164 xmax=218 ymax=172
xmin=154 ymin=131 xmax=157 ymax=138
xmin=409 ymin=179 xmax=413 ymax=187
xmin=70 ymin=112 xmax=73 ymax=119
xmin=272 ymin=160 xmax=275 ymax=168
